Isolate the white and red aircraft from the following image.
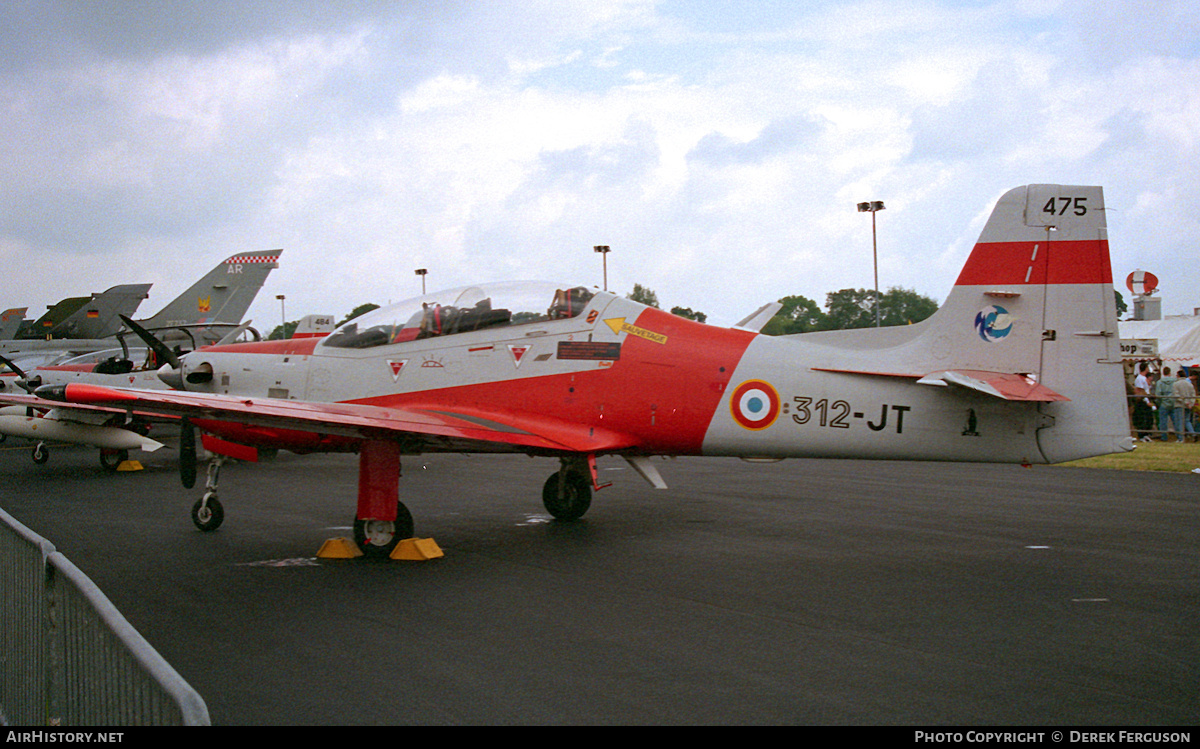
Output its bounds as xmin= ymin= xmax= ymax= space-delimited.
xmin=7 ymin=185 xmax=1131 ymax=556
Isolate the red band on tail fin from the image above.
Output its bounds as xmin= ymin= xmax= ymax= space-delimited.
xmin=955 ymin=240 xmax=1113 ymax=286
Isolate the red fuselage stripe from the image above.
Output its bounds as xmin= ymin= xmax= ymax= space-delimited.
xmin=199 ymin=337 xmax=322 ymax=356
xmin=350 ymin=307 xmax=757 ymax=455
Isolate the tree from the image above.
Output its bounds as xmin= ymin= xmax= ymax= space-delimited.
xmin=670 ymin=306 xmax=707 ymax=323
xmin=340 ymin=303 xmax=380 ymax=326
xmin=267 ymin=321 xmax=299 ymax=340
xmin=877 ymin=287 xmax=938 ymax=327
xmin=823 ymin=287 xmax=938 ymax=329
xmin=627 ymin=284 xmax=660 ymax=308
xmin=822 ymin=288 xmax=878 ymax=330
xmin=761 ymin=295 xmax=825 ymax=335
xmin=1114 ymin=289 xmax=1127 ymax=317
xmin=763 ymin=286 xmax=938 ymax=334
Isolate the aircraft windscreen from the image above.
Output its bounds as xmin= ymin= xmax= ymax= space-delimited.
xmin=55 ymin=348 xmax=148 ymax=366
xmin=322 ymin=282 xmax=596 ymax=350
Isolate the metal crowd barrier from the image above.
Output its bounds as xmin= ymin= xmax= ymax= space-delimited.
xmin=0 ymin=507 xmax=209 ymax=726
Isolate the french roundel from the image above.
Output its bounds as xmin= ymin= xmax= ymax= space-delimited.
xmin=730 ymin=380 xmax=781 ymax=430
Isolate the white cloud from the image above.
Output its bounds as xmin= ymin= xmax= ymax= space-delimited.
xmin=1 ymin=0 xmax=1198 ymax=331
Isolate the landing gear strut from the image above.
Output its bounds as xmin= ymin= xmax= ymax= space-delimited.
xmin=353 ymin=440 xmax=414 ymax=557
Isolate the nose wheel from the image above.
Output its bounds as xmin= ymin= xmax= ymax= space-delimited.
xmin=192 ymin=492 xmax=225 ymax=532
xmin=191 ymin=456 xmax=226 ymax=532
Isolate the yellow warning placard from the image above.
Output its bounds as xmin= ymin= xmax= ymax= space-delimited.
xmin=604 ymin=317 xmax=668 ymax=344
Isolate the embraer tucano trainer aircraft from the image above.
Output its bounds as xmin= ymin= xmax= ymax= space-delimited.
xmin=7 ymin=186 xmax=1130 ymax=557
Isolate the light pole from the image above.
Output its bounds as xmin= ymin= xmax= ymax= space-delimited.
xmin=856 ymin=201 xmax=885 ymax=327
xmin=275 ymin=294 xmax=286 ymax=332
xmin=415 ymin=268 xmax=428 ymax=294
xmin=593 ymin=245 xmax=610 ymax=291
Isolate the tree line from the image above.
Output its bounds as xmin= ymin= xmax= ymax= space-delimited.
xmin=630 ymin=283 xmax=939 ymax=334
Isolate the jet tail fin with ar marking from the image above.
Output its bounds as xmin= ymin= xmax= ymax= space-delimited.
xmin=137 ymin=249 xmax=281 ymax=334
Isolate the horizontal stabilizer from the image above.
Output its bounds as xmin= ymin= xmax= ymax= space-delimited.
xmin=734 ymin=302 xmax=782 ymax=333
xmin=917 ymin=370 xmax=1069 ymax=402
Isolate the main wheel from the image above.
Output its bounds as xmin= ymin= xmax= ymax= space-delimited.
xmin=31 ymin=443 xmax=48 ymax=465
xmin=542 ymin=470 xmax=592 ymax=521
xmin=191 ymin=494 xmax=225 ymax=532
xmin=353 ymin=501 xmax=414 ymax=557
xmin=99 ymin=449 xmax=129 ymax=472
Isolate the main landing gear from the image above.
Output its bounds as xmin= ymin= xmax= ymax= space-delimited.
xmin=99 ymin=448 xmax=129 ymax=472
xmin=182 ymin=436 xmax=607 ymax=557
xmin=28 ymin=442 xmax=131 ymax=472
xmin=541 ymin=455 xmax=606 ymax=522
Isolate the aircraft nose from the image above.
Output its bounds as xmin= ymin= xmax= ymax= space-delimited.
xmin=33 ymin=383 xmax=67 ymax=401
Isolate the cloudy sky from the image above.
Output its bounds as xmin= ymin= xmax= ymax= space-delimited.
xmin=2 ymin=0 xmax=1197 ymax=332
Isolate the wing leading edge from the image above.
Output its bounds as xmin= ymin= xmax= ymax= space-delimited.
xmin=36 ymin=383 xmax=639 ymax=454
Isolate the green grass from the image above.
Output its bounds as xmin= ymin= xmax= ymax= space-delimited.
xmin=1057 ymin=439 xmax=1200 ymax=473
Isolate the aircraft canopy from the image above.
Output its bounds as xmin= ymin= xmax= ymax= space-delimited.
xmin=322 ymin=282 xmax=596 ymax=350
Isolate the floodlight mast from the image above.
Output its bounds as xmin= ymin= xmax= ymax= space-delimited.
xmin=857 ymin=201 xmax=885 ymax=327
xmin=593 ymin=246 xmax=611 ymax=291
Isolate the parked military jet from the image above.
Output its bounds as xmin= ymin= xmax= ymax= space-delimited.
xmin=12 ymin=284 xmax=152 ymax=340
xmin=0 ymin=249 xmax=281 ymax=363
xmin=0 ymin=308 xmax=29 ymax=340
xmin=0 ymin=314 xmax=332 ymax=468
xmin=9 ymin=185 xmax=1130 ymax=557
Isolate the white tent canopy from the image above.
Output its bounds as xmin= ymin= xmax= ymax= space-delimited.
xmin=1120 ymin=315 xmax=1200 ymax=364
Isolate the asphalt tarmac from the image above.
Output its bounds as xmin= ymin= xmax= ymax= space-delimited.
xmin=1 ymin=438 xmax=1197 ymax=725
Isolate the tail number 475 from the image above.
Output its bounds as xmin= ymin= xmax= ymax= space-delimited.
xmin=1043 ymin=197 xmax=1087 ymax=216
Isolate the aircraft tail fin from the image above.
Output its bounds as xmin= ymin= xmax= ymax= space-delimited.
xmin=923 ymin=184 xmax=1127 ymax=460
xmin=28 ymin=284 xmax=152 ymax=340
xmin=138 ymin=250 xmax=281 ymax=331
xmin=291 ymin=314 xmax=336 ymax=339
xmin=0 ymin=308 xmax=28 ymax=340
xmin=789 ymin=185 xmax=1128 ymax=462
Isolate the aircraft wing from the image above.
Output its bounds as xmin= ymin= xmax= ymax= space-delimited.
xmin=34 ymin=383 xmax=639 ymax=454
